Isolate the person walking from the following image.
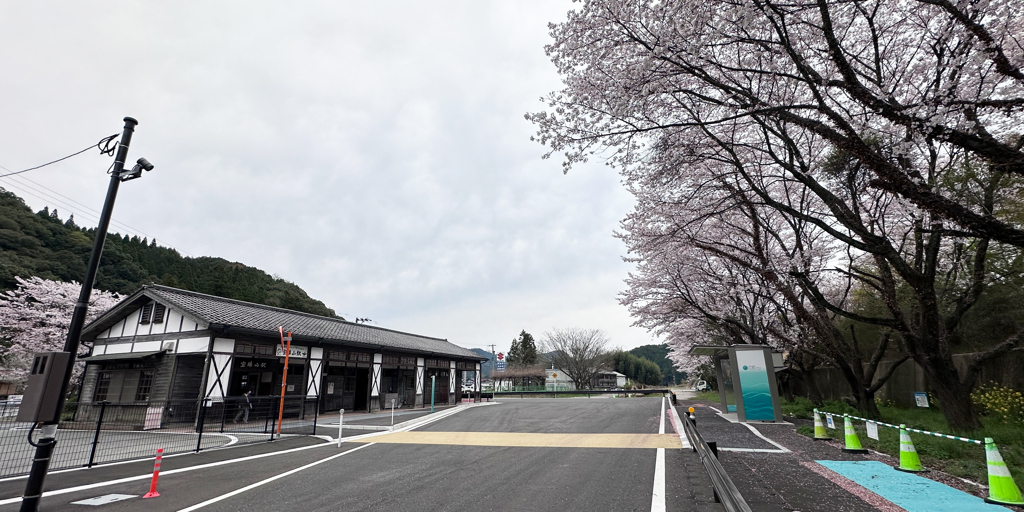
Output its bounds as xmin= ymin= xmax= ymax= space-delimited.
xmin=233 ymin=390 xmax=253 ymax=423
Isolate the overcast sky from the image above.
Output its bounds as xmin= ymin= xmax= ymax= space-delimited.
xmin=0 ymin=2 xmax=660 ymax=354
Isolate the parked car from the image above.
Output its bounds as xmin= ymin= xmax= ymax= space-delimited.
xmin=695 ymin=380 xmax=710 ymax=392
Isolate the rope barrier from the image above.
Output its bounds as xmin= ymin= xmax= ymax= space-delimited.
xmin=813 ymin=409 xmax=983 ymax=444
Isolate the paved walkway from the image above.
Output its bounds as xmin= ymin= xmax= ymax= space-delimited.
xmin=675 ymin=398 xmax=1013 ymax=512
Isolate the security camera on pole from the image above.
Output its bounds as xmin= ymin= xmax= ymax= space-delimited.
xmin=20 ymin=117 xmax=153 ymax=512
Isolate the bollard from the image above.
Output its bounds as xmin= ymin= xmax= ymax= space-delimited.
xmin=142 ymin=448 xmax=164 ymax=498
xmin=390 ymin=399 xmax=396 ymax=430
xmin=688 ymin=406 xmax=696 ymax=426
xmin=337 ymin=409 xmax=344 ymax=448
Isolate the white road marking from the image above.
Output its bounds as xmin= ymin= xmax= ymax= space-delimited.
xmin=651 ymin=397 xmax=666 ymax=512
xmin=741 ymin=423 xmax=790 ymax=453
xmin=0 ymin=404 xmax=483 ymax=506
xmin=719 ymin=447 xmax=788 ymax=453
xmin=70 ymin=494 xmax=137 ymax=505
xmin=708 ymin=406 xmax=722 ymax=414
xmin=176 ymin=443 xmax=376 ymax=512
xmin=666 ymin=403 xmax=692 ymax=449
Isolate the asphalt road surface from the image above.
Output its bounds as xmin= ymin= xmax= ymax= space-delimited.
xmin=0 ymin=398 xmax=721 ymax=512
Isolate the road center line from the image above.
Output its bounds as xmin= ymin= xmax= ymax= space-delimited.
xmin=177 ymin=443 xmax=376 ymax=512
xmin=651 ymin=396 xmax=666 ymax=512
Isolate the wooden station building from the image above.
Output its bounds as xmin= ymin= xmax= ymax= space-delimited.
xmin=77 ymin=285 xmax=486 ymax=412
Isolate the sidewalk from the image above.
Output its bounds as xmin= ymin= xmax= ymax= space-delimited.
xmin=675 ymin=399 xmax=1017 ymax=512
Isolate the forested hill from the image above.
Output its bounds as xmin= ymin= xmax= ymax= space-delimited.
xmin=630 ymin=344 xmax=687 ymax=386
xmin=0 ymin=188 xmax=339 ymax=318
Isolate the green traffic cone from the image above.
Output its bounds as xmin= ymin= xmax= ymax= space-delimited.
xmin=841 ymin=415 xmax=867 ymax=454
xmin=812 ymin=410 xmax=831 ymax=440
xmin=895 ymin=424 xmax=924 ymax=472
xmin=984 ymin=437 xmax=1024 ymax=506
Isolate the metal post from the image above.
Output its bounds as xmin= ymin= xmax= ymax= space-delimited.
xmin=337 ymin=409 xmax=344 ymax=448
xmin=21 ymin=117 xmax=138 ymax=512
xmin=196 ymin=398 xmax=210 ymax=452
xmin=430 ymin=376 xmax=436 ymax=413
xmin=311 ymin=398 xmax=318 ymax=436
xmin=276 ymin=329 xmax=292 ymax=436
xmin=87 ymin=401 xmax=107 ymax=468
xmin=390 ymin=399 xmax=395 ymax=430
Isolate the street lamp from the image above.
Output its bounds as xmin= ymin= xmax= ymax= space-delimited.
xmin=20 ymin=117 xmax=153 ymax=512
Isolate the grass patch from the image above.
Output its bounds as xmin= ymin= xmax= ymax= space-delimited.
xmin=688 ymin=391 xmax=721 ymax=402
xmin=791 ymin=398 xmax=1024 ymax=489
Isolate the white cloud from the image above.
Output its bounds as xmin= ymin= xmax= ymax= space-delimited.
xmin=0 ymin=1 xmax=661 ymax=351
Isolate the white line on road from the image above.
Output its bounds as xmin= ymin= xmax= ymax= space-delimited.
xmin=176 ymin=443 xmax=376 ymax=512
xmin=651 ymin=397 xmax=666 ymax=512
xmin=0 ymin=404 xmax=483 ymax=507
xmin=0 ymin=440 xmax=331 ymax=507
xmin=740 ymin=423 xmax=790 ymax=453
xmin=666 ymin=403 xmax=692 ymax=450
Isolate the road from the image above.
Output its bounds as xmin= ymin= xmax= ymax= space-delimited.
xmin=0 ymin=397 xmax=721 ymax=512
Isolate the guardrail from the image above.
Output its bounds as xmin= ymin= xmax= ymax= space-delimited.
xmin=680 ymin=407 xmax=753 ymax=512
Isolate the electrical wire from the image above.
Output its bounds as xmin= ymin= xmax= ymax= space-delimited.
xmin=0 ymin=133 xmax=119 ymax=179
xmin=26 ymin=422 xmax=55 ymax=448
xmin=0 ymin=175 xmax=196 ymax=258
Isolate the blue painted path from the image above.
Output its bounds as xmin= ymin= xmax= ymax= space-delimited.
xmin=817 ymin=460 xmax=1004 ymax=512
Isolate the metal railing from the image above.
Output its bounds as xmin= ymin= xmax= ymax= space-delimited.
xmin=0 ymin=395 xmax=319 ymax=478
xmin=679 ymin=409 xmax=753 ymax=512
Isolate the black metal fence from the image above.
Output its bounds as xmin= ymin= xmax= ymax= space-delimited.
xmin=0 ymin=395 xmax=319 ymax=478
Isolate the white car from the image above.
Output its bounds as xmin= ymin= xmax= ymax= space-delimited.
xmin=695 ymin=380 xmax=710 ymax=392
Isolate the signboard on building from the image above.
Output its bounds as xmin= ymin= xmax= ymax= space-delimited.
xmin=496 ymin=361 xmax=505 ymax=371
xmin=276 ymin=345 xmax=308 ymax=359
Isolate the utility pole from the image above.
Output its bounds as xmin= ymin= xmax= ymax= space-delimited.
xmin=21 ymin=117 xmax=151 ymax=512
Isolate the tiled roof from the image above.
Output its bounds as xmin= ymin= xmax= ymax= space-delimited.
xmin=89 ymin=285 xmax=484 ymax=361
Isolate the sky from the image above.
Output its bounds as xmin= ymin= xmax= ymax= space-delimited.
xmin=0 ymin=2 xmax=662 ymax=354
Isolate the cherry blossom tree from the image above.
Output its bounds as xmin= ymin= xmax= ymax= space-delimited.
xmin=530 ymin=0 xmax=1024 ymax=244
xmin=0 ymin=276 xmax=121 ymax=388
xmin=531 ymin=0 xmax=1024 ymax=430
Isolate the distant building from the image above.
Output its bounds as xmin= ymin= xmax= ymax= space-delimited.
xmin=77 ymin=285 xmax=486 ymax=414
xmin=544 ymin=369 xmax=627 ymax=390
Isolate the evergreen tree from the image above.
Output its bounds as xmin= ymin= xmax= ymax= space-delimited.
xmin=507 ymin=330 xmax=539 ymax=368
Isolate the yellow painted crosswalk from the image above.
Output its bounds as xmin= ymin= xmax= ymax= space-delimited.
xmin=347 ymin=431 xmax=683 ymax=449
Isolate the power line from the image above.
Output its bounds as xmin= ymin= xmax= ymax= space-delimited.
xmin=0 ymin=169 xmax=196 ymax=258
xmin=0 ymin=134 xmax=118 ymax=179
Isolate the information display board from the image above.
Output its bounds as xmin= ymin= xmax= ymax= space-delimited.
xmin=734 ymin=349 xmax=775 ymax=421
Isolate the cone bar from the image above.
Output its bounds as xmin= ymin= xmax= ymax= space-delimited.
xmin=142 ymin=448 xmax=163 ymax=498
xmin=984 ymin=437 xmax=1024 ymax=506
xmin=895 ymin=424 xmax=924 ymax=472
xmin=812 ymin=409 xmax=831 ymax=440
xmin=841 ymin=415 xmax=867 ymax=454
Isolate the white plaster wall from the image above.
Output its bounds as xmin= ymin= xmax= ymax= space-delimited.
xmin=133 ymin=340 xmax=161 ymax=352
xmin=106 ymin=343 xmax=131 ymax=354
xmin=177 ymin=337 xmax=209 ymax=353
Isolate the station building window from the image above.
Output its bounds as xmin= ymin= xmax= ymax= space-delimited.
xmin=92 ymin=365 xmax=156 ymax=403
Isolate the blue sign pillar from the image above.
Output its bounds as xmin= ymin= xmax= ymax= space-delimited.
xmin=728 ymin=346 xmax=783 ymax=422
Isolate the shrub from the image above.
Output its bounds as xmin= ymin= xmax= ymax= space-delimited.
xmin=971 ymin=383 xmax=1024 ymax=423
